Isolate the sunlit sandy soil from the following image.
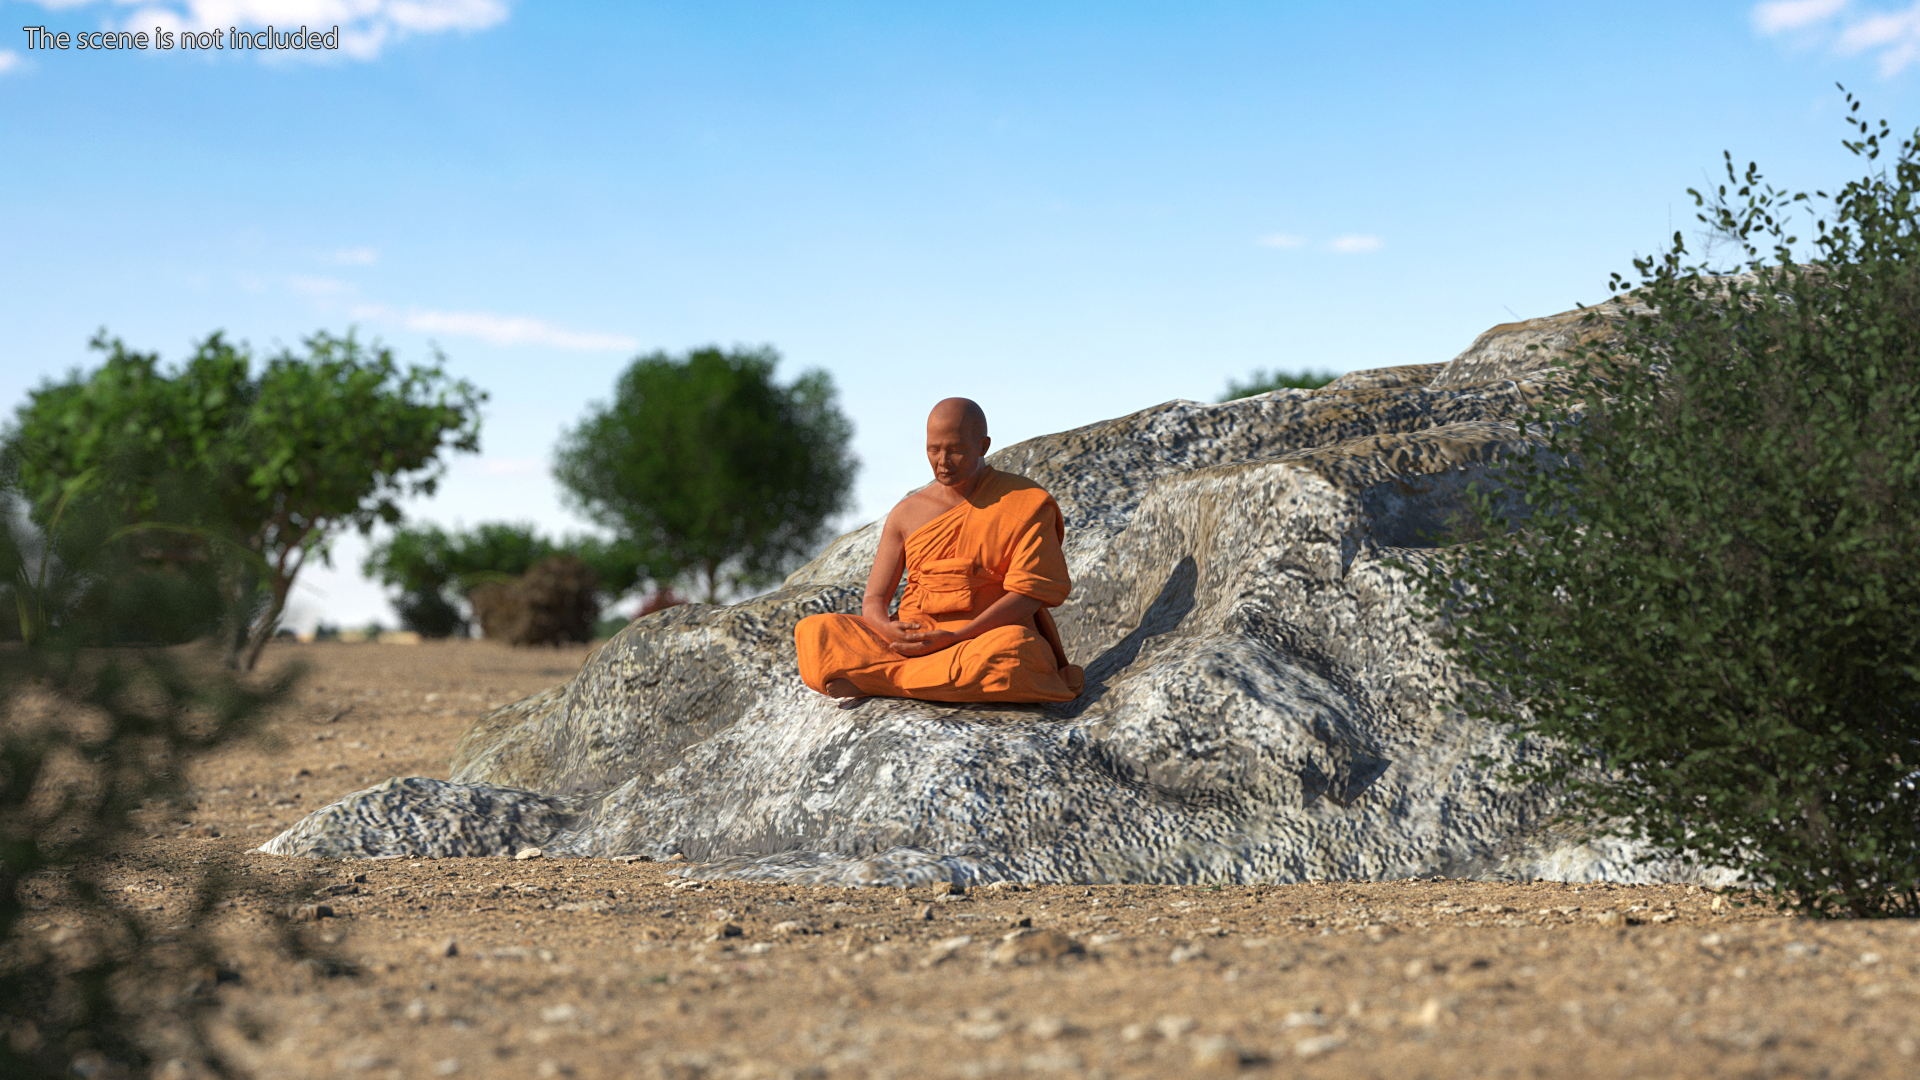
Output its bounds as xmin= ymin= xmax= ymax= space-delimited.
xmin=22 ymin=641 xmax=1918 ymax=1079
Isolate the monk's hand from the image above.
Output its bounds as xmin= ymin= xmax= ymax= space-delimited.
xmin=889 ymin=628 xmax=960 ymax=657
xmin=879 ymin=618 xmax=925 ymax=644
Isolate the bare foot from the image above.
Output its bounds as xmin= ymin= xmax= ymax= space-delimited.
xmin=823 ymin=679 xmax=863 ymax=699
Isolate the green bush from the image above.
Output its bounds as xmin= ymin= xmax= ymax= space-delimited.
xmin=364 ymin=522 xmax=647 ymax=637
xmin=1218 ymin=368 xmax=1336 ymax=401
xmin=1418 ymin=97 xmax=1920 ymax=918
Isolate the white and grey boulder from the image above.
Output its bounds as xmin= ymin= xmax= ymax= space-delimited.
xmin=261 ymin=300 xmax=1709 ymax=886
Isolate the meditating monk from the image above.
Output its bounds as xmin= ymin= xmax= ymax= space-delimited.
xmin=795 ymin=397 xmax=1085 ymax=703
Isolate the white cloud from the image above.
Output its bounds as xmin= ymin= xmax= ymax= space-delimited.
xmin=330 ymin=246 xmax=378 ymax=265
xmin=1752 ymin=0 xmax=1920 ymax=75
xmin=397 ymin=307 xmax=639 ymax=352
xmin=1754 ymin=0 xmax=1850 ymax=32
xmin=1328 ymin=234 xmax=1384 ymax=254
xmin=1257 ymin=233 xmax=1307 ymax=249
xmin=22 ymin=0 xmax=509 ymax=60
xmin=1836 ymin=6 xmax=1920 ymax=72
xmin=0 ymin=50 xmax=21 ymax=74
xmin=288 ymin=274 xmax=354 ymax=298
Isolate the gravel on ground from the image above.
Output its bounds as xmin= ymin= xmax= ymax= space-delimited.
xmin=17 ymin=641 xmax=1918 ymax=1080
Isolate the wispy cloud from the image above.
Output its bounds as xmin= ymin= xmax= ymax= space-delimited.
xmin=330 ymin=246 xmax=378 ymax=265
xmin=0 ymin=50 xmax=22 ymax=74
xmin=288 ymin=274 xmax=354 ymax=299
xmin=1836 ymin=6 xmax=1920 ymax=72
xmin=1755 ymin=0 xmax=1851 ymax=32
xmin=1328 ymin=234 xmax=1385 ymax=254
xmin=288 ymin=275 xmax=634 ymax=352
xmin=388 ymin=307 xmax=640 ymax=352
xmin=1258 ymin=232 xmax=1386 ymax=253
xmin=21 ymin=1 xmax=509 ymax=61
xmin=1753 ymin=0 xmax=1920 ymax=75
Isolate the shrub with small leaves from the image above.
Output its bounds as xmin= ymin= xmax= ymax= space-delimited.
xmin=1416 ymin=93 xmax=1920 ymax=919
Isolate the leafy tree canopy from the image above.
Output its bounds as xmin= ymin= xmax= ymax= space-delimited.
xmin=1417 ymin=93 xmax=1920 ymax=918
xmin=5 ymin=330 xmax=484 ymax=668
xmin=553 ymin=345 xmax=856 ymax=603
xmin=1218 ymin=368 xmax=1336 ymax=401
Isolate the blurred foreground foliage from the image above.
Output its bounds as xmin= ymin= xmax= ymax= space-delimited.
xmin=0 ymin=473 xmax=299 ymax=1076
xmin=1419 ymin=94 xmax=1920 ymax=918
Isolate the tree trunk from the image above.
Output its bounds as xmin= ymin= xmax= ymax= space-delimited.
xmin=704 ymin=560 xmax=720 ymax=604
xmin=239 ymin=572 xmax=293 ymax=672
xmin=219 ymin=571 xmax=254 ymax=670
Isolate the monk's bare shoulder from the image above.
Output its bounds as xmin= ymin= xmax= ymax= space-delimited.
xmin=982 ymin=469 xmax=1051 ymax=498
xmin=885 ymin=483 xmax=954 ymax=540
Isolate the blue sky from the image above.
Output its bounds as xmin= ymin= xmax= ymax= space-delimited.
xmin=5 ymin=0 xmax=1919 ymax=629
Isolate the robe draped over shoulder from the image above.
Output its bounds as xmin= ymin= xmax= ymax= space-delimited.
xmin=794 ymin=468 xmax=1083 ymax=703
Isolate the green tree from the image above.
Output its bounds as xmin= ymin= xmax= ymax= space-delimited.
xmin=363 ymin=522 xmax=647 ymax=637
xmin=553 ymin=345 xmax=856 ymax=603
xmin=6 ymin=330 xmax=484 ymax=670
xmin=1416 ymin=96 xmax=1920 ymax=918
xmin=1218 ymin=367 xmax=1336 ymax=401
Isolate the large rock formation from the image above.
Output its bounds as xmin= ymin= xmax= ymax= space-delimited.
xmin=263 ymin=299 xmax=1711 ymax=886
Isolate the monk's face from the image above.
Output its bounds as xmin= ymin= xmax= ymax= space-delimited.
xmin=926 ymin=412 xmax=991 ymax=489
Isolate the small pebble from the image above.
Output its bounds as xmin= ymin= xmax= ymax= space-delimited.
xmin=1026 ymin=1015 xmax=1076 ymax=1040
xmin=993 ymin=929 xmax=1083 ymax=965
xmin=1155 ymin=1015 xmax=1196 ymax=1041
xmin=1191 ymin=1035 xmax=1256 ymax=1070
xmin=1294 ymin=1034 xmax=1345 ymax=1058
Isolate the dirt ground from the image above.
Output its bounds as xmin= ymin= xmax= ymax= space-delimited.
xmin=20 ymin=640 xmax=1920 ymax=1079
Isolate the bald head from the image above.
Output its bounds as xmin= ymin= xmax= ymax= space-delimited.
xmin=925 ymin=397 xmax=992 ymax=490
xmin=928 ymin=397 xmax=988 ymax=441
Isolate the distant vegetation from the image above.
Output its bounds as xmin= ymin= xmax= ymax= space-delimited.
xmin=364 ymin=522 xmax=655 ymax=641
xmin=553 ymin=345 xmax=857 ymax=604
xmin=1418 ymin=96 xmax=1920 ymax=918
xmin=368 ymin=344 xmax=856 ymax=640
xmin=1218 ymin=368 xmax=1337 ymax=400
xmin=2 ymin=331 xmax=483 ymax=669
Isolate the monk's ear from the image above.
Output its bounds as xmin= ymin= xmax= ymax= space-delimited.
xmin=979 ymin=435 xmax=991 ymax=455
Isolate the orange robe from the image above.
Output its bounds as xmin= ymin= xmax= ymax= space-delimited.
xmin=795 ymin=468 xmax=1085 ymax=703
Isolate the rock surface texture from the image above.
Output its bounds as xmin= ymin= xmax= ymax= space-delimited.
xmin=265 ymin=298 xmax=1714 ymax=886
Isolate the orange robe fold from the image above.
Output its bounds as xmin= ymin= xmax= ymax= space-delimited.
xmin=795 ymin=468 xmax=1085 ymax=703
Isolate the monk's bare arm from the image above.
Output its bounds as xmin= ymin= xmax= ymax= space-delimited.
xmin=859 ymin=509 xmax=917 ymax=642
